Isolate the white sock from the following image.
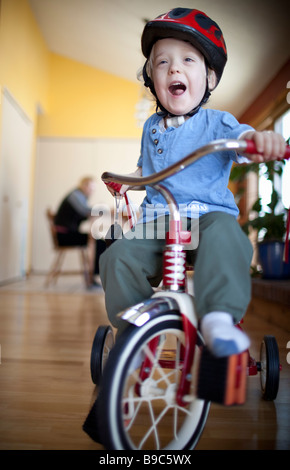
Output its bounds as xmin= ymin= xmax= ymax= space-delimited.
xmin=200 ymin=312 xmax=250 ymax=358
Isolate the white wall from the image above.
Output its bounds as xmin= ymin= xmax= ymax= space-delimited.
xmin=32 ymin=137 xmax=143 ymax=272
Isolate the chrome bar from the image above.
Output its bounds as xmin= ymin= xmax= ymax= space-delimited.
xmin=119 ymin=296 xmax=180 ymax=326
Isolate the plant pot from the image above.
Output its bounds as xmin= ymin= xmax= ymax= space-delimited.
xmin=258 ymin=241 xmax=290 ymax=280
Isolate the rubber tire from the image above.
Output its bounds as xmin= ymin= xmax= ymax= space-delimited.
xmin=90 ymin=325 xmax=114 ymax=385
xmin=97 ymin=313 xmax=210 ymax=450
xmin=260 ymin=335 xmax=280 ymax=401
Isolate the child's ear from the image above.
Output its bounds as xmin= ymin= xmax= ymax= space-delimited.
xmin=208 ymin=68 xmax=217 ymax=91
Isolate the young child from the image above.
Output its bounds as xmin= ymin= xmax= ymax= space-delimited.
xmin=100 ymin=8 xmax=285 ymax=358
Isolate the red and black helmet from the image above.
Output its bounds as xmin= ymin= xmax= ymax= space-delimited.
xmin=141 ymin=7 xmax=227 ymax=83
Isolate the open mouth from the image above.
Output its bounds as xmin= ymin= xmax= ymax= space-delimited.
xmin=168 ymin=82 xmax=186 ymax=96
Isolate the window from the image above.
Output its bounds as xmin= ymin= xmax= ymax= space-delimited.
xmin=277 ymin=109 xmax=290 ymax=207
xmin=258 ymin=108 xmax=290 ymax=214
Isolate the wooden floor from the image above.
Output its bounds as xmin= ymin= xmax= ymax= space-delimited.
xmin=0 ymin=274 xmax=289 ymax=450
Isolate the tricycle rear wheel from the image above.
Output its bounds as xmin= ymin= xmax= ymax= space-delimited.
xmin=259 ymin=335 xmax=280 ymax=401
xmin=90 ymin=325 xmax=114 ymax=385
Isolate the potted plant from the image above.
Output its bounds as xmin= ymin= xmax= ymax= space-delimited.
xmin=230 ymin=158 xmax=290 ymax=279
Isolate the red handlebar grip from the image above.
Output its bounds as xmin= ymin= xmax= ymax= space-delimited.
xmin=245 ymin=140 xmax=290 ymax=160
xmin=105 ymin=181 xmax=123 ymax=192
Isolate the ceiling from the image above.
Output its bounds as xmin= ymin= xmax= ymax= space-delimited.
xmin=28 ymin=0 xmax=290 ymax=117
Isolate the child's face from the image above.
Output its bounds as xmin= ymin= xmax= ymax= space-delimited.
xmin=151 ymin=38 xmax=208 ymax=116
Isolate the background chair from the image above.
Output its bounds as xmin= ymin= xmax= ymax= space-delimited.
xmin=45 ymin=208 xmax=92 ymax=288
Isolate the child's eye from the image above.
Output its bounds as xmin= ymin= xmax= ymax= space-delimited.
xmin=154 ymin=58 xmax=167 ymax=67
xmin=185 ymin=57 xmax=194 ymax=63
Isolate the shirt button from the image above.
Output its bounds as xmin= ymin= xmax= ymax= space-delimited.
xmin=152 ymin=128 xmax=157 ymax=134
xmin=157 ymin=149 xmax=163 ymax=154
xmin=154 ymin=139 xmax=159 ymax=145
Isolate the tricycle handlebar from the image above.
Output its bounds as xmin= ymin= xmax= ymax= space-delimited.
xmin=101 ymin=139 xmax=290 ymax=189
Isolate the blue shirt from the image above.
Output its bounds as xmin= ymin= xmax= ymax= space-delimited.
xmin=137 ymin=108 xmax=253 ymax=221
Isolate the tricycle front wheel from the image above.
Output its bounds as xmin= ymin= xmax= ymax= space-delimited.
xmin=97 ymin=314 xmax=210 ymax=450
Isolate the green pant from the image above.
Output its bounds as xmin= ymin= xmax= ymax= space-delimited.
xmin=100 ymin=212 xmax=253 ymax=329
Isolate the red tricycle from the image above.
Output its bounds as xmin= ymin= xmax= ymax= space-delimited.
xmin=89 ymin=139 xmax=289 ymax=450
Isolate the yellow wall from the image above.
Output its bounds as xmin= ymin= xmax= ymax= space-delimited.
xmin=0 ymin=0 xmax=50 ymax=123
xmin=0 ymin=0 xmax=142 ymax=138
xmin=40 ymin=53 xmax=142 ymax=138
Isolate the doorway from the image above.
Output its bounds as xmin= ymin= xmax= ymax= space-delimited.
xmin=0 ymin=88 xmax=33 ymax=282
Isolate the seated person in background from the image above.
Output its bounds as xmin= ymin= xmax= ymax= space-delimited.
xmin=54 ymin=176 xmax=106 ymax=288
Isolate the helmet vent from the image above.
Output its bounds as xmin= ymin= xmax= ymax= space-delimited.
xmin=195 ymin=13 xmax=221 ymax=34
xmin=168 ymin=8 xmax=191 ymax=19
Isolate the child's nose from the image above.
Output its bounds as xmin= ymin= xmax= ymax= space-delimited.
xmin=169 ymin=62 xmax=180 ymax=74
